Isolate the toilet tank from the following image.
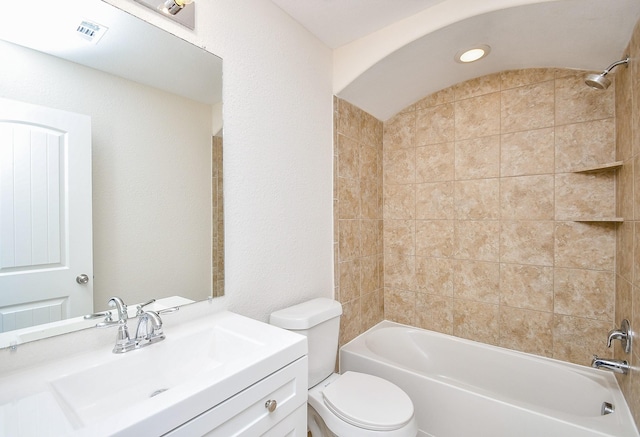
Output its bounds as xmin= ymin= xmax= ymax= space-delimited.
xmin=270 ymin=298 xmax=342 ymax=388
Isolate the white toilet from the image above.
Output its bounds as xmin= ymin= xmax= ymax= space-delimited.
xmin=270 ymin=298 xmax=418 ymax=437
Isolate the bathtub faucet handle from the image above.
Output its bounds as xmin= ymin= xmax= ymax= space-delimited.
xmin=606 ymin=319 xmax=631 ymax=354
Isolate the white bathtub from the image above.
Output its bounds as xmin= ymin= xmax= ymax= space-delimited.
xmin=340 ymin=321 xmax=639 ymax=437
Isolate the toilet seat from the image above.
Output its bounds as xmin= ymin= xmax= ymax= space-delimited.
xmin=308 ymin=372 xmax=418 ymax=437
xmin=322 ymin=371 xmax=414 ymax=432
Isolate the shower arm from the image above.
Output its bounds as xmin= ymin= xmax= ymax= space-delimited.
xmin=601 ymin=56 xmax=630 ymax=75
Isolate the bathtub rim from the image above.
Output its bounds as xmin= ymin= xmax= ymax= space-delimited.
xmin=342 ymin=320 xmax=621 ymax=377
xmin=339 ymin=320 xmax=639 ymax=437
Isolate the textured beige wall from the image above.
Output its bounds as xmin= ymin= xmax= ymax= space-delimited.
xmin=334 ymin=97 xmax=385 ymax=347
xmin=381 ymin=67 xmax=618 ymax=365
xmin=614 ymin=16 xmax=640 ymax=429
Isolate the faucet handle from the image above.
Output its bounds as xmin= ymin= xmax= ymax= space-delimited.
xmin=136 ymin=299 xmax=157 ymax=316
xmin=607 ymin=319 xmax=631 ymax=354
xmin=158 ymin=306 xmax=180 ymax=315
xmin=84 ymin=310 xmax=113 ymax=321
xmin=96 ymin=319 xmax=119 ymax=328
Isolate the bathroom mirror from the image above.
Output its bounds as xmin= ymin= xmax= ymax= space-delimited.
xmin=0 ymin=0 xmax=223 ymax=346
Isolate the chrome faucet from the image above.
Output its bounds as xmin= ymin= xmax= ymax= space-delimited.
xmin=109 ymin=296 xmax=137 ymax=353
xmin=607 ymin=319 xmax=631 ymax=354
xmin=591 ymin=355 xmax=630 ymax=375
xmin=96 ymin=297 xmax=137 ymax=353
xmin=135 ymin=310 xmax=165 ymax=345
xmin=590 ymin=320 xmax=633 ymax=375
xmin=109 ymin=296 xmax=128 ymax=322
xmin=96 ymin=297 xmax=178 ymax=353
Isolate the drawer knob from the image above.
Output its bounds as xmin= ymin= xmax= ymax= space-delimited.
xmin=265 ymin=399 xmax=277 ymax=413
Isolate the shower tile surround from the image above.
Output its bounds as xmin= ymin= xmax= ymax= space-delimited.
xmin=334 ymin=97 xmax=385 ymax=347
xmin=614 ymin=16 xmax=640 ymax=428
xmin=336 ymin=67 xmax=619 ymax=362
xmin=334 ymin=18 xmax=640 ymax=420
xmin=336 ymin=26 xmax=640 ymax=423
xmin=381 ymin=67 xmax=619 ymax=363
xmin=332 ymin=24 xmax=640 ymax=434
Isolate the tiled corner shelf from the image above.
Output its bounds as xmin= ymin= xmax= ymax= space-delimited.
xmin=568 ymin=161 xmax=623 ymax=223
xmin=571 ymin=161 xmax=623 ymax=173
xmin=571 ymin=217 xmax=624 ymax=223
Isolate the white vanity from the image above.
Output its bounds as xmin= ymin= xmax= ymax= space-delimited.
xmin=0 ymin=308 xmax=308 ymax=436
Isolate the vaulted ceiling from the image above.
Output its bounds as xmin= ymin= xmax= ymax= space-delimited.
xmin=272 ymin=0 xmax=640 ymax=120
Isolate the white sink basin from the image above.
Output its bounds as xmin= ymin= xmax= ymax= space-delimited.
xmin=0 ymin=310 xmax=306 ymax=437
xmin=52 ymin=323 xmax=253 ymax=425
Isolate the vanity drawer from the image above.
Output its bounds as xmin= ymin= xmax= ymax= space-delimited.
xmin=164 ymin=356 xmax=307 ymax=437
xmin=261 ymin=404 xmax=307 ymax=437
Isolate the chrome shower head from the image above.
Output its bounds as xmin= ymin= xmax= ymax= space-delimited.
xmin=585 ymin=56 xmax=630 ymax=90
xmin=585 ymin=73 xmax=611 ymax=90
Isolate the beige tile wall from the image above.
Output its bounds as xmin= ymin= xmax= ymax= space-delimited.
xmin=334 ymin=21 xmax=640 ymax=428
xmin=615 ymin=17 xmax=640 ymax=429
xmin=212 ymin=135 xmax=224 ymax=297
xmin=382 ymin=68 xmax=618 ymax=366
xmin=334 ymin=97 xmax=385 ymax=347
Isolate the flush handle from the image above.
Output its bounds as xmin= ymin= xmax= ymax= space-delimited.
xmin=265 ymin=399 xmax=277 ymax=413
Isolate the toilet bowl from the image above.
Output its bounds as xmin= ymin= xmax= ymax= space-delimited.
xmin=270 ymin=298 xmax=417 ymax=437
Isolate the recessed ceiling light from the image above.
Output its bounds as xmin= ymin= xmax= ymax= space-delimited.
xmin=455 ymin=45 xmax=491 ymax=63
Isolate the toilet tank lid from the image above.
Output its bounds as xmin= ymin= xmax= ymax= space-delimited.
xmin=270 ymin=298 xmax=342 ymax=330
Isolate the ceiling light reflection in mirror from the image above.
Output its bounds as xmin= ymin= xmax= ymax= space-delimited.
xmin=135 ymin=0 xmax=195 ymax=29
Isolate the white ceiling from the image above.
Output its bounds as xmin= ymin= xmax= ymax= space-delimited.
xmin=0 ymin=0 xmax=222 ymax=105
xmin=271 ymin=0 xmax=640 ymax=120
xmin=270 ymin=0 xmax=447 ymax=48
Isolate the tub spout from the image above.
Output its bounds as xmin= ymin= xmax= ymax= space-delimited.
xmin=591 ymin=355 xmax=630 ymax=375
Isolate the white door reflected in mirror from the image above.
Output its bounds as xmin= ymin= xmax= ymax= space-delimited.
xmin=0 ymin=97 xmax=93 ymax=332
